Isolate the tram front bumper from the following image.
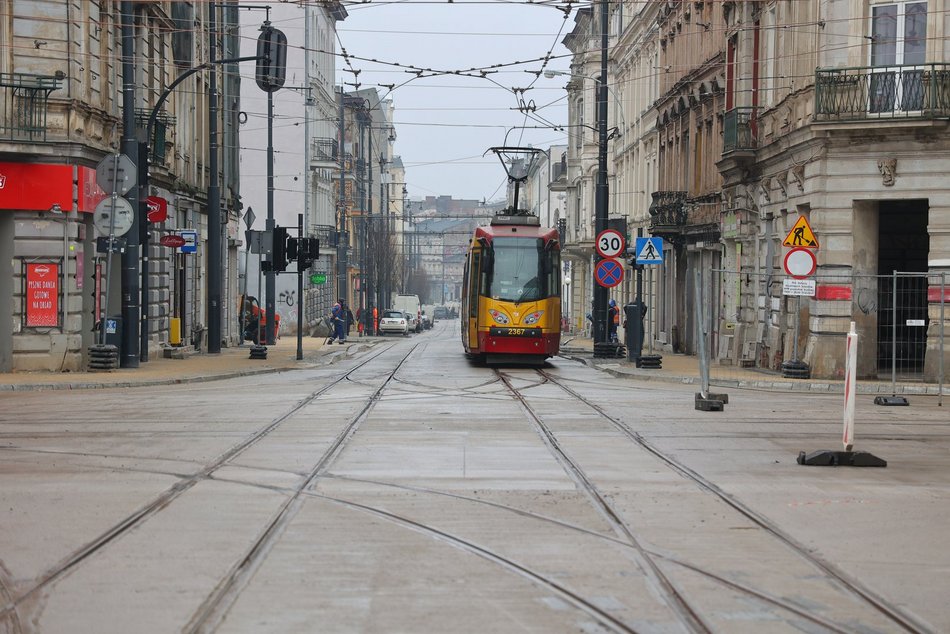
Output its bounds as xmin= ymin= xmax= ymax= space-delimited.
xmin=479 ymin=329 xmax=560 ymax=356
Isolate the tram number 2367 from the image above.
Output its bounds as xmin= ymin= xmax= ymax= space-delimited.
xmin=489 ymin=327 xmax=541 ymax=338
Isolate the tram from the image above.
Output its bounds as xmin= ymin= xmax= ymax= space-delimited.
xmin=460 ymin=211 xmax=561 ymax=365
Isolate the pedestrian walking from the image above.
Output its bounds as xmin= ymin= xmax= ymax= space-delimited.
xmin=346 ymin=306 xmax=354 ymax=336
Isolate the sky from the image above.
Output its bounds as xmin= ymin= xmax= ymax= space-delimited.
xmin=331 ymin=2 xmax=576 ymax=203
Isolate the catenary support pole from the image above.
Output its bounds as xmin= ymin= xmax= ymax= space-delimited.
xmin=120 ymin=1 xmax=140 ymax=367
xmin=207 ymin=2 xmax=222 ymax=354
xmin=337 ymin=88 xmax=348 ymax=311
xmin=592 ymin=0 xmax=609 ymax=345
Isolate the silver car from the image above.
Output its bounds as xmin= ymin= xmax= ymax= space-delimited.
xmin=378 ymin=310 xmax=409 ymax=336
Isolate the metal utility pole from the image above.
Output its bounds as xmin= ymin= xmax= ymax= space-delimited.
xmin=592 ymin=0 xmax=610 ymax=345
xmin=264 ymin=86 xmax=276 ymax=346
xmin=337 ymin=87 xmax=348 ymax=308
xmin=207 ymin=3 xmax=223 ymax=353
xmin=296 ymin=213 xmax=304 ymax=360
xmin=359 ymin=114 xmax=367 ymax=332
xmin=120 ymin=1 xmax=140 ymax=367
xmin=367 ymin=120 xmax=375 ymax=311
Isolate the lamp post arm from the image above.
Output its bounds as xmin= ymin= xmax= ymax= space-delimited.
xmin=146 ymin=55 xmax=263 ymax=152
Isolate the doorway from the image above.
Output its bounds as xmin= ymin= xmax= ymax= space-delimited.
xmin=877 ymin=199 xmax=929 ymax=375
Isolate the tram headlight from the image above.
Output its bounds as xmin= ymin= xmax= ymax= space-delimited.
xmin=523 ymin=310 xmax=544 ymax=325
xmin=489 ymin=309 xmax=510 ymax=325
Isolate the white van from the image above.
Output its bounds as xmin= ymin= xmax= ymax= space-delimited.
xmin=391 ymin=294 xmax=422 ymax=333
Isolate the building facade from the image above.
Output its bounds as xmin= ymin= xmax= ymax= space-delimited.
xmin=718 ymin=0 xmax=950 ymax=379
xmin=1 ymin=1 xmax=242 ymax=371
xmin=560 ymin=0 xmax=948 ymax=379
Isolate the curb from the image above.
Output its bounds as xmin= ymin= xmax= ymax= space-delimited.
xmin=0 ymin=342 xmax=377 ymax=392
xmin=562 ymin=353 xmax=947 ymax=396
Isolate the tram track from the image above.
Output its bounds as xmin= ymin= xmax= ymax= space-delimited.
xmin=183 ymin=342 xmax=422 ymax=632
xmin=495 ymin=368 xmax=713 ymax=633
xmin=0 ymin=342 xmax=401 ymax=623
xmin=533 ymin=366 xmax=932 ymax=634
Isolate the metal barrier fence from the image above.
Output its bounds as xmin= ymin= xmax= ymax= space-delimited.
xmin=694 ymin=269 xmax=945 ymax=401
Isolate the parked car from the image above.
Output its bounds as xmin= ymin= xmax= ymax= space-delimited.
xmin=378 ymin=310 xmax=409 ymax=336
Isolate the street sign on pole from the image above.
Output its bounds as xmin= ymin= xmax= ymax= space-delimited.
xmin=783 ymin=247 xmax=817 ymax=278
xmin=635 ymin=237 xmax=664 ymax=264
xmin=595 ymin=229 xmax=625 ymax=258
xmin=95 ymin=153 xmax=136 ymax=195
xmin=595 ymin=258 xmax=624 ymax=288
xmin=244 ymin=206 xmax=256 ymax=230
xmin=93 ymin=196 xmax=134 ymax=237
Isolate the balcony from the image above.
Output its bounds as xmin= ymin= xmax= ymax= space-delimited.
xmin=722 ymin=107 xmax=757 ymax=155
xmin=648 ymin=191 xmax=688 ymax=235
xmin=815 ymin=63 xmax=950 ymax=122
xmin=0 ymin=72 xmax=63 ymax=141
xmin=311 ymin=137 xmax=338 ymax=169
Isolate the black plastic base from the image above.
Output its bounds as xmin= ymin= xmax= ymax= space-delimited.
xmin=797 ymin=450 xmax=887 ymax=467
xmin=249 ymin=345 xmax=268 ymax=360
xmin=594 ymin=342 xmax=626 ymax=359
xmin=781 ymin=359 xmax=811 ymax=379
xmin=638 ymin=354 xmax=663 ymax=369
xmin=874 ymin=395 xmax=909 ymax=406
xmin=695 ymin=392 xmax=727 ymax=411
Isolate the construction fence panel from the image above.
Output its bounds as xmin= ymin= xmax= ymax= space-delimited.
xmin=700 ymin=269 xmax=945 ymax=400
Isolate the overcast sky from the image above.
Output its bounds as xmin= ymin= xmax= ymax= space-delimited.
xmin=333 ymin=3 xmax=574 ymax=203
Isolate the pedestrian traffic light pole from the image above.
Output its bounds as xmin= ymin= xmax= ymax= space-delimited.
xmin=592 ymin=0 xmax=610 ymax=345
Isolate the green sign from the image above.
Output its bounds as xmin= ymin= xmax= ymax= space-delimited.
xmin=310 ymin=273 xmax=327 ymax=285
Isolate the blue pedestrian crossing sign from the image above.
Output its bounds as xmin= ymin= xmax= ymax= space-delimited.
xmin=635 ymin=237 xmax=663 ymax=264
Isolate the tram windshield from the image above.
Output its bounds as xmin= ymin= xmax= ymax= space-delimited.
xmin=482 ymin=237 xmax=559 ymax=303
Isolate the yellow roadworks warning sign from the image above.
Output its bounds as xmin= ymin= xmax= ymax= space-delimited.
xmin=782 ymin=216 xmax=819 ymax=249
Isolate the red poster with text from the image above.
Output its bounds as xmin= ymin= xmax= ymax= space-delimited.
xmin=26 ymin=262 xmax=59 ymax=327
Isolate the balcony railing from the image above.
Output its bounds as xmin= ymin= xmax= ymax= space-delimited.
xmin=722 ymin=107 xmax=757 ymax=154
xmin=311 ymin=137 xmax=338 ymax=167
xmin=815 ymin=63 xmax=950 ymax=121
xmin=648 ymin=191 xmax=688 ymax=231
xmin=0 ymin=72 xmax=62 ymax=141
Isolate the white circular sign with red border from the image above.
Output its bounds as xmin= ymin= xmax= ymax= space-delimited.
xmin=595 ymin=229 xmax=626 ymax=258
xmin=784 ymin=247 xmax=817 ymax=278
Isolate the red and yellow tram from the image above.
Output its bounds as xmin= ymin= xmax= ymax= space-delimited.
xmin=460 ymin=212 xmax=561 ymax=364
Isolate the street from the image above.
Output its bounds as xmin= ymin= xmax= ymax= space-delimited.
xmin=1 ymin=320 xmax=948 ymax=633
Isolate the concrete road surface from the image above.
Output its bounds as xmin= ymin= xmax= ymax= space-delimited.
xmin=1 ymin=319 xmax=948 ymax=633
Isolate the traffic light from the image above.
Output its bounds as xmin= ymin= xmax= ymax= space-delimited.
xmin=286 ymin=237 xmax=299 ymax=262
xmin=305 ymin=238 xmax=320 ymax=261
xmin=255 ymin=24 xmax=287 ymax=92
xmin=271 ymin=226 xmax=288 ymax=272
xmin=295 ymin=238 xmax=319 ymax=271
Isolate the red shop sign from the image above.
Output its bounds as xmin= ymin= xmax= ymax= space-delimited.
xmin=26 ymin=262 xmax=60 ymax=327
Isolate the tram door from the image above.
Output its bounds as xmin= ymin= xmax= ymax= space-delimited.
xmin=464 ymin=247 xmax=481 ymax=351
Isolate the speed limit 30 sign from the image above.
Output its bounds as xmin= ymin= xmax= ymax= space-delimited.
xmin=595 ymin=229 xmax=626 ymax=259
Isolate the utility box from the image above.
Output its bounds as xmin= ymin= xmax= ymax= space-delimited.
xmin=624 ymin=302 xmax=646 ymax=364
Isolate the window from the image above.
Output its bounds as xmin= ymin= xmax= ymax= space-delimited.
xmin=485 ymin=238 xmax=557 ymax=302
xmin=870 ymin=2 xmax=927 ymax=112
xmin=762 ymin=6 xmax=777 ymax=107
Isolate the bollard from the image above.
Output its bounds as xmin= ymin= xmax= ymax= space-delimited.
xmin=798 ymin=321 xmax=887 ymax=466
